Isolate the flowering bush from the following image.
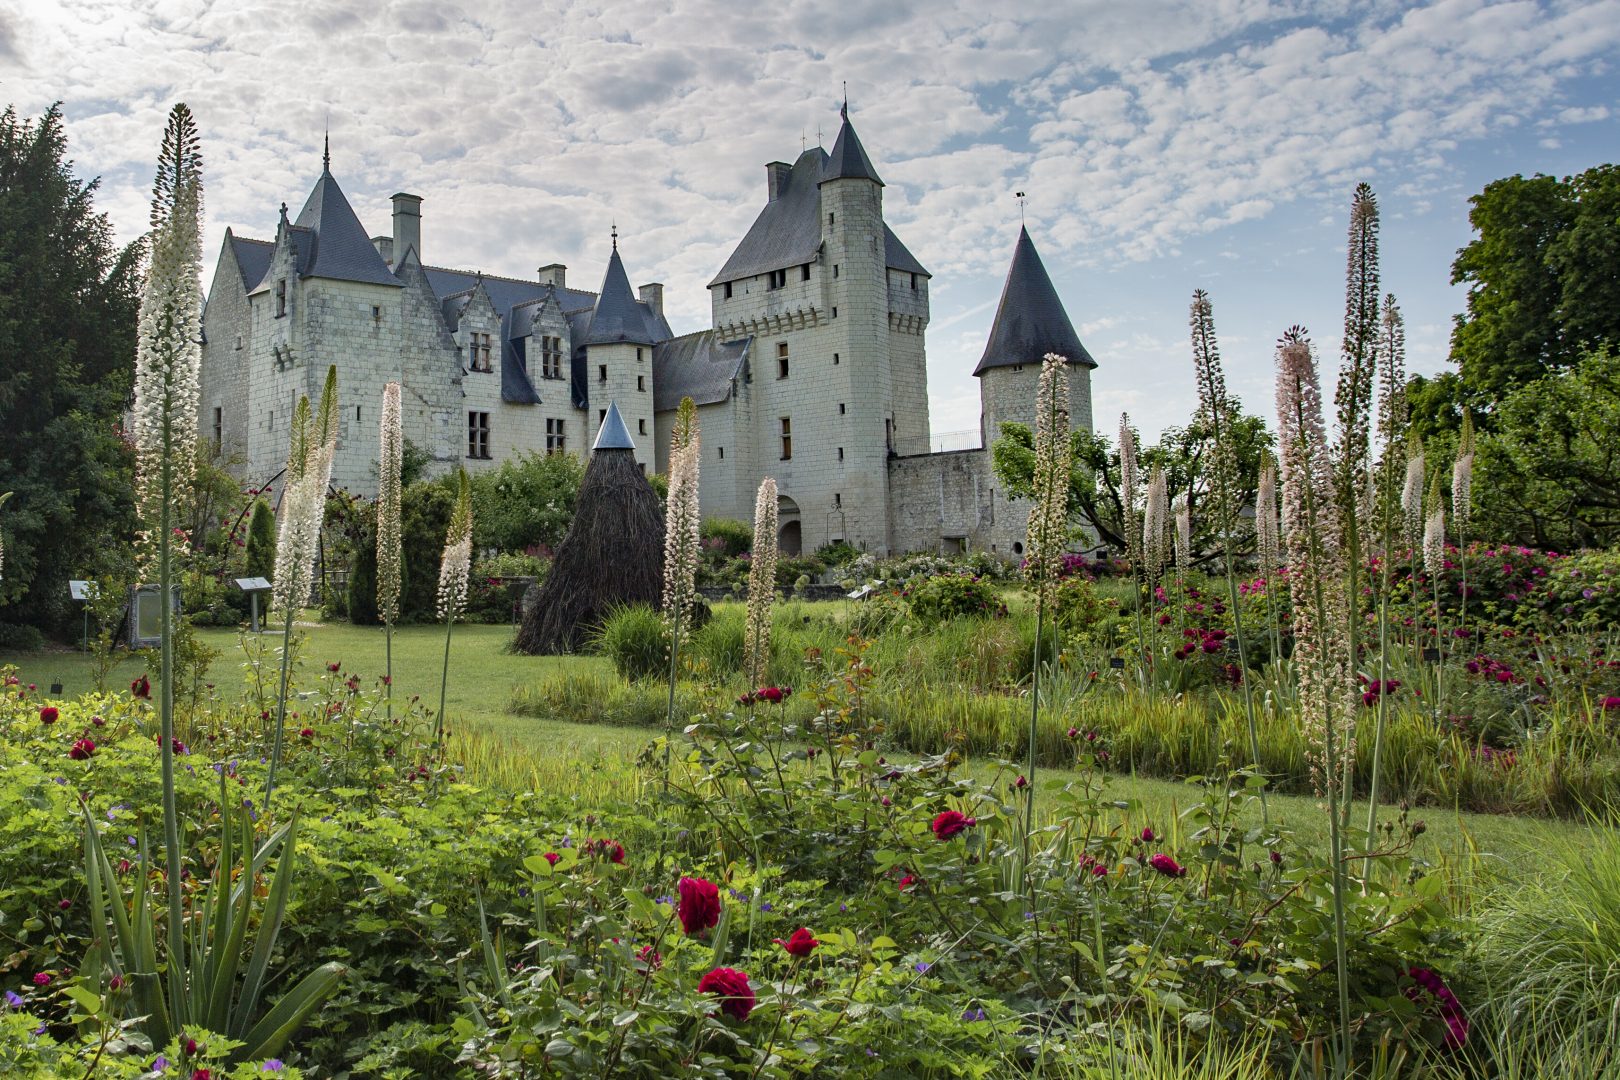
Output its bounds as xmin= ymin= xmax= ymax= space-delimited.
xmin=901 ymin=573 xmax=1007 ymax=624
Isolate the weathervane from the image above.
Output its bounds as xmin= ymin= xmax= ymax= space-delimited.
xmin=1016 ymin=191 xmax=1027 ymax=224
xmin=611 ymin=220 xmax=618 ymax=251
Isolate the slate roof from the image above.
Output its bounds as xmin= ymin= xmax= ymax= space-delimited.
xmin=973 ymin=226 xmax=1096 ymax=376
xmin=582 ymin=247 xmax=663 ymax=346
xmin=226 ymin=234 xmax=274 ymax=292
xmin=652 ymin=331 xmax=752 ymax=411
xmin=593 ymin=401 xmax=636 ymax=450
xmin=710 ymin=142 xmax=928 ymax=288
xmin=822 ymin=115 xmax=884 ymax=186
xmin=285 ymin=168 xmax=402 ymax=288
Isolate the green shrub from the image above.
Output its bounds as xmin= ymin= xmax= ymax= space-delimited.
xmin=244 ymin=497 xmax=276 ymax=583
xmin=593 ymin=603 xmax=669 ymax=681
xmin=816 ymin=538 xmax=861 ymax=566
xmin=700 ymin=516 xmax=752 ymax=558
xmin=0 ymin=621 xmax=46 ymax=650
xmin=903 ymin=572 xmax=1006 ymax=623
xmin=469 ymin=451 xmax=582 ymax=554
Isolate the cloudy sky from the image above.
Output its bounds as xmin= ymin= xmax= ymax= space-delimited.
xmin=2 ymin=0 xmax=1617 ymax=446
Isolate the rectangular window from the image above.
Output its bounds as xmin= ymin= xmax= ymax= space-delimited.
xmin=235 ymin=335 xmax=242 ymax=350
xmin=355 ymin=405 xmax=362 ymax=422
xmin=638 ymin=418 xmax=647 ymax=435
xmin=780 ymin=417 xmax=792 ymax=461
xmin=833 ymin=264 xmax=839 ymax=278
xmin=837 ymin=447 xmax=844 ymax=461
xmin=828 ymin=212 xmax=835 ymax=225
xmin=372 ymin=304 xmax=382 ymax=319
xmin=724 ymin=281 xmax=733 ymax=299
xmin=636 ymin=347 xmax=644 ymax=361
xmin=834 ymin=493 xmax=842 ymax=508
xmin=766 ymin=268 xmax=787 ymax=290
xmin=637 ymin=375 xmax=646 ymax=392
xmin=833 ymin=352 xmax=840 ymax=365
xmin=910 ymin=273 xmax=918 ymax=290
xmin=801 ymin=264 xmax=810 ymax=281
xmin=545 ymin=417 xmax=566 ymax=453
xmin=469 ymin=333 xmax=493 ymax=372
xmin=267 ymin=410 xmax=273 ymax=431
xmin=212 ymin=407 xmax=223 ymax=448
xmin=776 ymin=342 xmax=789 ymax=379
xmin=599 ymin=409 xmax=606 ymax=426
xmin=598 ymin=364 xmax=608 ymax=383
xmin=831 ymin=306 xmax=838 ymax=319
xmin=718 ymin=446 xmax=724 ymax=460
xmin=838 ymin=403 xmax=846 ymax=415
xmin=467 ymin=411 xmax=491 ymax=459
xmin=275 ymin=279 xmax=286 ymax=317
xmin=541 ymin=336 xmax=563 ymax=379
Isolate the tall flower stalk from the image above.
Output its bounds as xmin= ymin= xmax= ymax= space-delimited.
xmin=266 ymin=366 xmax=338 ymax=811
xmin=1276 ymin=327 xmax=1355 ymax=1072
xmin=1255 ymin=453 xmax=1283 ymax=667
xmin=1023 ymin=354 xmax=1072 ymax=894
xmin=1365 ymin=296 xmax=1407 ymax=840
xmin=662 ymin=398 xmax=701 ymax=779
xmin=435 ymin=469 xmax=473 ymax=754
xmin=1189 ymin=289 xmax=1267 ymax=818
xmin=743 ymin=478 xmax=778 ymax=689
xmin=1453 ymin=410 xmax=1474 ymax=639
xmin=377 ymin=382 xmax=403 ymax=720
xmin=131 ymin=103 xmax=203 ymax=1012
xmin=1143 ymin=464 xmax=1170 ymax=675
xmin=1424 ymin=472 xmax=1447 ymax=721
xmin=1117 ymin=414 xmax=1146 ymax=686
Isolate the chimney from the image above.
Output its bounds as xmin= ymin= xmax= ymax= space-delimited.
xmin=391 ymin=192 xmax=422 ymax=263
xmin=638 ymin=283 xmax=664 ymax=318
xmin=766 ymin=161 xmax=792 ymax=202
xmin=538 ymin=263 xmax=567 ymax=289
xmin=371 ymin=235 xmax=394 ymax=266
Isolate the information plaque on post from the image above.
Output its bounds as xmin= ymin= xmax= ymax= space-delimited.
xmin=234 ymin=577 xmax=272 ymax=633
xmin=127 ymin=585 xmax=182 ymax=649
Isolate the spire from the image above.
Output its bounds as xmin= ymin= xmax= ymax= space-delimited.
xmin=973 ymin=226 xmax=1096 ymax=376
xmin=593 ymin=401 xmax=636 ymax=451
xmin=583 ymin=241 xmax=659 ymax=346
xmin=611 ymin=220 xmax=618 ymax=251
xmin=322 ymin=128 xmax=330 ymax=173
xmin=821 ymin=102 xmax=883 ymax=187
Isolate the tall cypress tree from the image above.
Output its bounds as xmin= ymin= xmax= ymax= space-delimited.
xmin=0 ymin=105 xmax=142 ymax=630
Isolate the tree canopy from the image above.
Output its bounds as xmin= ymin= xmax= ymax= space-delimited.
xmin=1449 ymin=164 xmax=1620 ymax=404
xmin=0 ymin=104 xmax=143 ymax=629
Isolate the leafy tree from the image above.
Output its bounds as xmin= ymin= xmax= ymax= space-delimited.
xmin=1472 ymin=347 xmax=1620 ymax=549
xmin=469 ymin=450 xmax=583 ymax=554
xmin=1450 ymin=165 xmax=1620 ymax=401
xmin=0 ymin=105 xmax=143 ymax=629
xmin=992 ymin=407 xmax=1270 ymax=561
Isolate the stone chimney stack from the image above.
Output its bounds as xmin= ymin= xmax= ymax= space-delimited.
xmin=371 ymin=235 xmax=394 ymax=266
xmin=538 ymin=263 xmax=567 ymax=288
xmin=766 ymin=161 xmax=792 ymax=202
xmin=638 ymin=282 xmax=664 ymax=318
xmin=391 ymin=192 xmax=422 ymax=262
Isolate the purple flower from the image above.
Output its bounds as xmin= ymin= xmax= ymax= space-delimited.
xmin=151 ymin=1057 xmax=171 ymax=1072
xmin=961 ymin=1006 xmax=988 ymax=1022
xmin=914 ymin=961 xmax=931 ymax=973
xmin=4 ymin=990 xmax=23 ymax=1008
xmin=261 ymin=1062 xmax=285 ymax=1073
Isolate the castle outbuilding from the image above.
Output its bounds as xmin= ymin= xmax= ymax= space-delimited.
xmin=198 ymin=112 xmax=1096 ymax=558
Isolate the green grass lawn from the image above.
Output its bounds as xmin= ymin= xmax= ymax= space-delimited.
xmin=0 ymin=616 xmax=1594 ymax=884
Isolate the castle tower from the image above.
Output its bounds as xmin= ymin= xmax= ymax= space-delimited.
xmin=581 ymin=232 xmax=659 ymax=470
xmin=975 ymin=226 xmax=1096 ymax=452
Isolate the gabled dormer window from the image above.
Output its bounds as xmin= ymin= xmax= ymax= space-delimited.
xmin=470 ymin=333 xmax=493 ymax=372
xmin=541 ymin=336 xmax=563 ymax=379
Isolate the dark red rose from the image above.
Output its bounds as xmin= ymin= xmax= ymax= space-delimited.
xmin=897 ymin=874 xmax=916 ymax=891
xmin=774 ymin=927 xmax=819 ymax=958
xmin=39 ymin=706 xmax=58 ymax=724
xmin=677 ymin=876 xmax=721 ymax=935
xmin=698 ymin=967 xmax=755 ymax=1021
xmin=68 ymin=739 xmax=96 ymax=760
xmin=299 ymin=727 xmax=315 ymax=739
xmin=931 ymin=811 xmax=976 ymax=840
xmin=636 ymin=943 xmax=662 ymax=971
xmin=543 ymin=852 xmax=560 ymax=866
xmin=131 ymin=676 xmax=151 ymax=699
xmin=1147 ymin=853 xmax=1186 ymax=878
xmin=758 ymin=686 xmax=784 ymax=703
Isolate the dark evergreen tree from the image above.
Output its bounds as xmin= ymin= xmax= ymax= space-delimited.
xmin=243 ymin=497 xmax=276 ymax=582
xmin=0 ymin=105 xmax=143 ymax=632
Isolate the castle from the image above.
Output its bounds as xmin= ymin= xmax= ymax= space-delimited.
xmin=198 ymin=108 xmax=1096 ymax=558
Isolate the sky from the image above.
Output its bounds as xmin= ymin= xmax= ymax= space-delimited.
xmin=2 ymin=0 xmax=1617 ymax=448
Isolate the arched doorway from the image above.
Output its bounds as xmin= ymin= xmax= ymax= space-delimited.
xmin=776 ymin=494 xmax=802 ymax=556
xmin=778 ymin=520 xmax=803 ymax=556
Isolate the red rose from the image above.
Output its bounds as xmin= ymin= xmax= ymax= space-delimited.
xmin=774 ymin=928 xmax=819 ymax=958
xmin=677 ymin=876 xmax=721 ymax=936
xmin=130 ymin=676 xmax=151 ymax=699
xmin=759 ymin=686 xmax=783 ymax=703
xmin=931 ymin=810 xmax=976 ymax=841
xmin=69 ymin=739 xmax=96 ymax=760
xmin=299 ymin=727 xmax=315 ymax=739
xmin=636 ymin=943 xmax=662 ymax=971
xmin=1147 ymin=853 xmax=1186 ymax=878
xmin=39 ymin=706 xmax=58 ymax=724
xmin=897 ymin=874 xmax=916 ymax=891
xmin=543 ymin=852 xmax=560 ymax=866
xmin=588 ymin=839 xmax=625 ymax=864
xmin=698 ymin=966 xmax=755 ymax=1021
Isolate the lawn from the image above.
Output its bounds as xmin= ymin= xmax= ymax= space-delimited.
xmin=0 ymin=616 xmax=1588 ymax=890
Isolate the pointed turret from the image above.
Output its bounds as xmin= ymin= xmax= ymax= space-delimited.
xmin=583 ymin=244 xmax=659 ymax=346
xmin=974 ymin=227 xmax=1094 ymax=375
xmin=593 ymin=400 xmax=636 ymax=451
xmin=821 ymin=107 xmax=884 ymax=187
xmin=258 ymin=157 xmax=401 ymax=289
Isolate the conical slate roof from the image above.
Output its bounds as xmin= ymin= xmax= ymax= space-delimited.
xmin=593 ymin=400 xmax=636 ymax=450
xmin=973 ymin=227 xmax=1095 ymax=376
xmin=583 ymin=246 xmax=659 ymax=346
xmin=284 ymin=166 xmax=402 ymax=288
xmin=821 ymin=115 xmax=883 ymax=187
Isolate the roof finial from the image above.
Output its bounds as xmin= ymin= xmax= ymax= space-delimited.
xmin=611 ymin=220 xmax=618 ymax=251
xmin=1016 ymin=191 xmax=1027 ymax=225
xmin=279 ymin=201 xmax=289 ymax=224
xmin=841 ymin=81 xmax=848 ymax=123
xmin=323 ymin=117 xmax=330 ymax=172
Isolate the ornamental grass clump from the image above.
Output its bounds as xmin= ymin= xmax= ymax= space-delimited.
xmin=435 ymin=469 xmax=473 ymax=752
xmin=1276 ymin=325 xmax=1356 ymax=1072
xmin=131 ymin=104 xmax=203 ymax=991
xmin=743 ymin=477 xmax=778 ymax=689
xmin=376 ymin=381 xmax=403 ymax=719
